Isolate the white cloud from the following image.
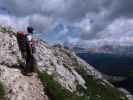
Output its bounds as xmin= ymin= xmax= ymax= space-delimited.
xmin=99 ymin=18 xmax=133 ymax=38
xmin=77 ymin=18 xmax=133 ymax=48
xmin=0 ymin=0 xmax=133 ymax=47
xmin=74 ymin=18 xmax=91 ymax=32
xmin=0 ymin=14 xmax=29 ymax=31
xmin=29 ymin=14 xmax=55 ymax=33
xmin=67 ymin=37 xmax=79 ymax=44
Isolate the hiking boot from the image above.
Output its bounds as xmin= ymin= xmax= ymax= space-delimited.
xmin=22 ymin=71 xmax=33 ymax=76
xmin=26 ymin=72 xmax=33 ymax=76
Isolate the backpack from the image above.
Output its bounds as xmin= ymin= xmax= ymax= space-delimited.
xmin=17 ymin=32 xmax=35 ymax=57
xmin=17 ymin=32 xmax=27 ymax=52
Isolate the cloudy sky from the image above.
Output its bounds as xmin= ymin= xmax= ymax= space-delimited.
xmin=0 ymin=0 xmax=133 ymax=48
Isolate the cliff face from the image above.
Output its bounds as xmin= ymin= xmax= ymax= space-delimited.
xmin=0 ymin=26 xmax=132 ymax=100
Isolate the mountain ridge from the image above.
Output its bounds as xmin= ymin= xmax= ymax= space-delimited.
xmin=72 ymin=45 xmax=133 ymax=57
xmin=0 ymin=26 xmax=132 ymax=100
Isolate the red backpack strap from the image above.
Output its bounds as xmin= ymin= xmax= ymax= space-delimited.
xmin=18 ymin=32 xmax=25 ymax=38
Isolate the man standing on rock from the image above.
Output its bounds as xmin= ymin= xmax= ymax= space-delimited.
xmin=25 ymin=26 xmax=36 ymax=74
xmin=17 ymin=26 xmax=36 ymax=75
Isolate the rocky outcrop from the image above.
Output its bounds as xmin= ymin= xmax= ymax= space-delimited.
xmin=0 ymin=27 xmax=49 ymax=100
xmin=0 ymin=26 xmax=132 ymax=100
xmin=0 ymin=65 xmax=48 ymax=100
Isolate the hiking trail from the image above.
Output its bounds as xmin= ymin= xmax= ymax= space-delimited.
xmin=0 ymin=65 xmax=49 ymax=100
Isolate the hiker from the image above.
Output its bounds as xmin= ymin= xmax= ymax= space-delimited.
xmin=25 ymin=26 xmax=35 ymax=73
xmin=17 ymin=26 xmax=36 ymax=74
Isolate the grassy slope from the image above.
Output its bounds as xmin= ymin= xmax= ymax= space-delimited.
xmin=0 ymin=82 xmax=6 ymax=100
xmin=38 ymin=49 xmax=129 ymax=100
xmin=39 ymin=71 xmax=128 ymax=100
xmin=77 ymin=69 xmax=128 ymax=100
xmin=39 ymin=73 xmax=88 ymax=100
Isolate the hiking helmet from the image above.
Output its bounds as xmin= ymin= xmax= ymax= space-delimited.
xmin=27 ymin=26 xmax=34 ymax=34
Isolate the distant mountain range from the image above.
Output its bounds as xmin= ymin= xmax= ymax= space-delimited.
xmin=69 ymin=44 xmax=133 ymax=95
xmin=71 ymin=45 xmax=133 ymax=57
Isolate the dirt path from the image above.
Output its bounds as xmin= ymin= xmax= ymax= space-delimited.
xmin=0 ymin=65 xmax=49 ymax=100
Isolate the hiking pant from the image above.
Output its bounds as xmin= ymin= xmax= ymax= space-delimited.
xmin=25 ymin=46 xmax=34 ymax=73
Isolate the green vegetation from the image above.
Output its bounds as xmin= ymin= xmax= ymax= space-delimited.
xmin=38 ymin=59 xmax=129 ymax=100
xmin=0 ymin=82 xmax=6 ymax=100
xmin=76 ymin=68 xmax=128 ymax=100
xmin=39 ymin=72 xmax=88 ymax=100
xmin=129 ymin=70 xmax=133 ymax=77
xmin=39 ymin=71 xmax=128 ymax=100
xmin=70 ymin=54 xmax=129 ymax=100
xmin=0 ymin=26 xmax=15 ymax=34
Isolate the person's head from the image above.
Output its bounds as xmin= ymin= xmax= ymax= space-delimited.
xmin=27 ymin=26 xmax=34 ymax=34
